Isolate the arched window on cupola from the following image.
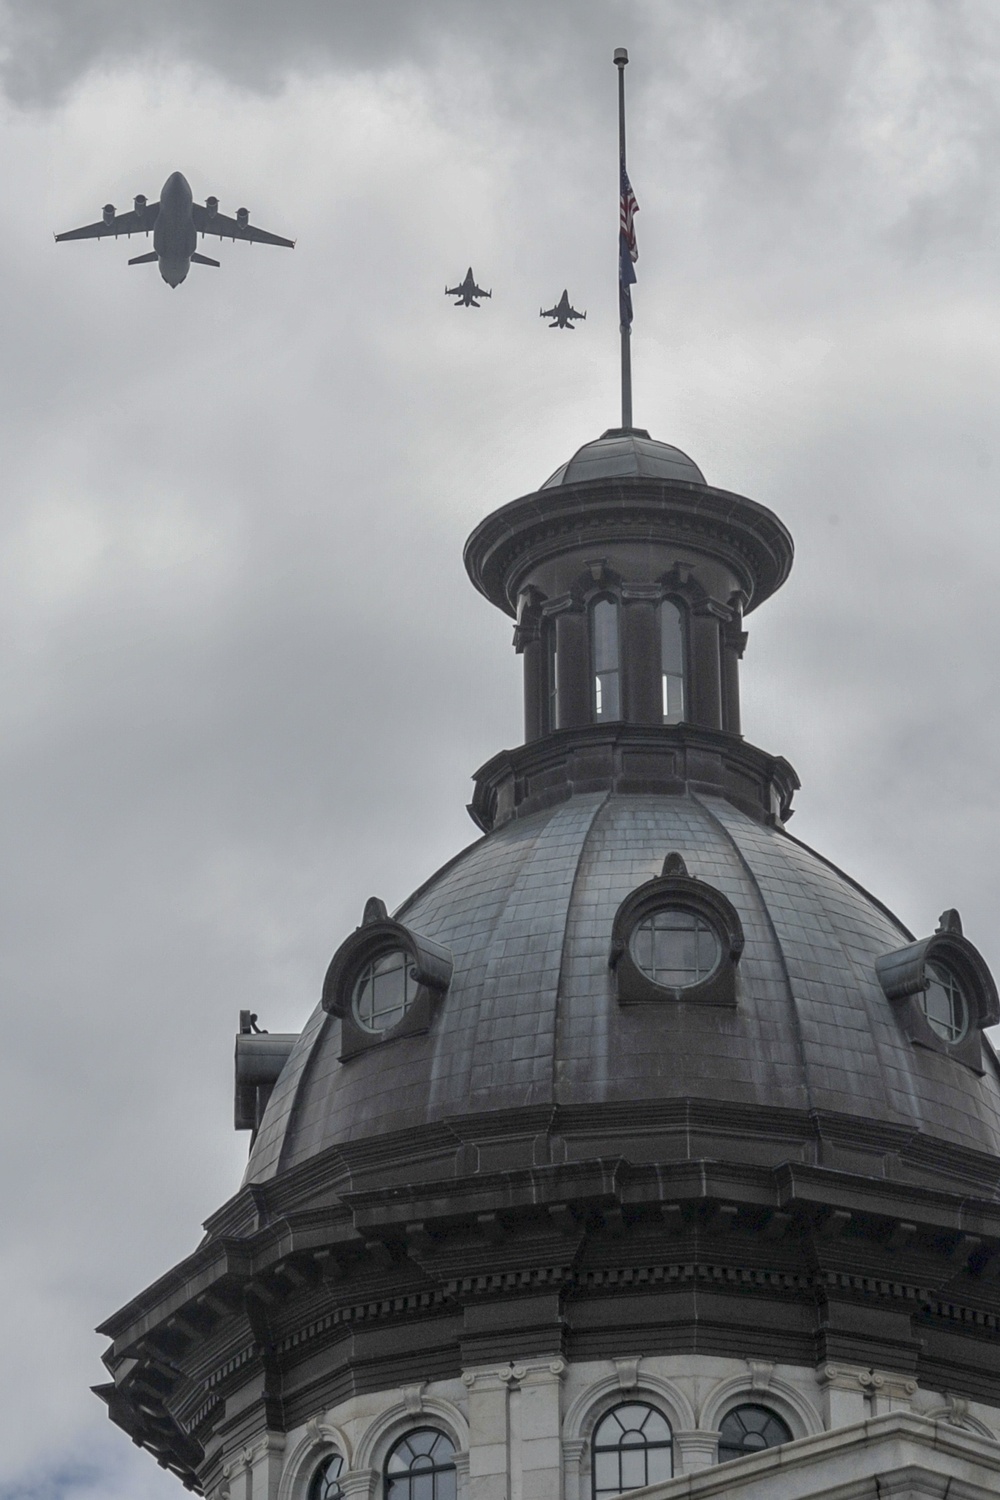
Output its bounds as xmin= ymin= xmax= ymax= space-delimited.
xmin=590 ymin=596 xmax=621 ymax=721
xmin=384 ymin=1428 xmax=457 ymax=1500
xmin=308 ymin=1452 xmax=345 ymax=1500
xmin=591 ymin=1402 xmax=673 ymax=1495
xmin=660 ymin=598 xmax=686 ymax=724
xmin=717 ymin=1404 xmax=791 ymax=1463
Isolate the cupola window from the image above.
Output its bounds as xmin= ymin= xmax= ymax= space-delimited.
xmin=718 ymin=1405 xmax=791 ymax=1464
xmin=545 ymin=618 xmax=559 ymax=731
xmin=660 ymin=598 xmax=686 ymax=724
xmin=920 ymin=959 xmax=969 ymax=1044
xmin=353 ymin=950 xmax=419 ymax=1033
xmin=630 ymin=907 xmax=720 ymax=989
xmin=592 ymin=1402 xmax=672 ymax=1496
xmin=591 ymin=597 xmax=621 ymax=720
xmin=323 ymin=897 xmax=454 ymax=1061
xmin=308 ymin=1452 xmax=345 ymax=1500
xmin=875 ymin=910 xmax=998 ymax=1071
xmin=385 ymin=1428 xmax=456 ymax=1500
xmin=611 ymin=853 xmax=744 ymax=1007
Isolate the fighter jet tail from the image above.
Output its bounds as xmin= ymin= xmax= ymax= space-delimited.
xmin=191 ymin=253 xmax=221 ymax=267
xmin=128 ymin=252 xmax=158 ymax=265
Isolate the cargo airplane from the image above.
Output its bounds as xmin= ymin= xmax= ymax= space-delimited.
xmin=56 ymin=171 xmax=295 ymax=287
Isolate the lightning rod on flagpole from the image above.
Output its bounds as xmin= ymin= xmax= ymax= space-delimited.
xmin=614 ymin=47 xmax=633 ymax=430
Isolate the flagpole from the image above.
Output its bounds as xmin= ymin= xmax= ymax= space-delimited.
xmin=614 ymin=47 xmax=632 ymax=430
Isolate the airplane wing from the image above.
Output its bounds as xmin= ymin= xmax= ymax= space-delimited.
xmin=193 ymin=204 xmax=294 ymax=247
xmin=56 ymin=203 xmax=160 ymax=241
xmin=540 ymin=305 xmax=558 ymax=319
xmin=445 ymin=284 xmax=463 ymax=297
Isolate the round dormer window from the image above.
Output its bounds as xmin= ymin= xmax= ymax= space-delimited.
xmin=352 ymin=950 xmax=419 ymax=1033
xmin=629 ymin=907 xmax=721 ymax=990
xmin=920 ymin=959 xmax=969 ymax=1044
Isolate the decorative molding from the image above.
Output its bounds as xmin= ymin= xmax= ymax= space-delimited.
xmin=563 ymin=1368 xmax=697 ymax=1443
xmin=674 ymin=1429 xmax=719 ymax=1475
xmin=277 ymin=1418 xmax=352 ymax=1500
xmin=402 ymin=1383 xmax=425 ymax=1416
xmin=352 ymin=1393 xmax=470 ymax=1473
xmin=699 ymin=1369 xmax=822 ymax=1437
xmin=818 ymin=1364 xmax=916 ymax=1399
xmin=614 ymin=1356 xmax=642 ymax=1391
xmin=463 ymin=474 xmax=794 ymax=620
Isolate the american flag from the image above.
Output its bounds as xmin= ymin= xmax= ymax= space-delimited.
xmin=619 ymin=160 xmax=639 ymax=325
xmin=620 ymin=161 xmax=639 ymax=262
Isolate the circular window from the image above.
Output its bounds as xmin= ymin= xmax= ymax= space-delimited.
xmin=352 ymin=949 xmax=419 ymax=1033
xmin=920 ymin=959 xmax=969 ymax=1044
xmin=718 ymin=1405 xmax=791 ymax=1463
xmin=629 ymin=907 xmax=721 ymax=989
xmin=308 ymin=1452 xmax=344 ymax=1500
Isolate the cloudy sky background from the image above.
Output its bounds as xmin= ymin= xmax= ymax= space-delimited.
xmin=0 ymin=1 xmax=999 ymax=1494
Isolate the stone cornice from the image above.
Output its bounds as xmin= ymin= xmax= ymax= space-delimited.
xmin=621 ymin=1409 xmax=1000 ymax=1500
xmin=463 ymin=477 xmax=794 ymax=619
xmin=469 ymin=723 xmax=800 ymax=832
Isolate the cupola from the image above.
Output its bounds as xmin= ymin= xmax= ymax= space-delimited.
xmin=464 ymin=426 xmax=797 ymax=832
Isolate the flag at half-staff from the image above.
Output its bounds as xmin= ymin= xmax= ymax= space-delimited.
xmin=619 ymin=160 xmax=639 ymax=327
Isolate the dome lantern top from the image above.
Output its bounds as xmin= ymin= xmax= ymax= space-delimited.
xmin=541 ymin=426 xmax=706 ymax=489
xmin=464 ymin=426 xmax=793 ymax=767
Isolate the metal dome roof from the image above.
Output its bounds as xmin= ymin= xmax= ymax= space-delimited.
xmin=245 ymin=791 xmax=1000 ymax=1184
xmin=541 ymin=427 xmax=706 ymax=489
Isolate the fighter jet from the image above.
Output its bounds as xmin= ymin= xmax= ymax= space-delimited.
xmin=56 ymin=171 xmax=295 ymax=288
xmin=540 ymin=290 xmax=586 ymax=328
xmin=445 ymin=268 xmax=491 ymax=307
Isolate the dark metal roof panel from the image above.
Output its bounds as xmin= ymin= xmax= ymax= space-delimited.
xmin=244 ymin=793 xmax=1000 ymax=1184
xmin=541 ymin=433 xmax=706 ymax=489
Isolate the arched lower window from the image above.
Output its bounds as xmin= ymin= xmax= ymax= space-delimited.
xmin=592 ymin=1402 xmax=672 ymax=1497
xmin=385 ymin=1428 xmax=456 ymax=1500
xmin=660 ymin=599 xmax=686 ymax=724
xmin=308 ymin=1452 xmax=345 ymax=1500
xmin=591 ymin=598 xmax=621 ymax=721
xmin=718 ymin=1404 xmax=792 ymax=1463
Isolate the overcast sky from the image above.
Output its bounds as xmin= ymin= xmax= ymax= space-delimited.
xmin=1 ymin=1 xmax=1000 ymax=1495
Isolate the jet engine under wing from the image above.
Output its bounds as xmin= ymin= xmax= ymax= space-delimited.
xmin=192 ymin=204 xmax=294 ymax=247
xmin=56 ymin=202 xmax=160 ymax=241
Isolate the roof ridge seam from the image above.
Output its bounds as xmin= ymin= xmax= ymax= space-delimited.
xmin=690 ymin=792 xmax=819 ymax=1120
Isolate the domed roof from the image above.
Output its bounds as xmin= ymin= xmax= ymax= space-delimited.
xmin=541 ymin=427 xmax=706 ymax=489
xmin=245 ymin=791 xmax=1000 ymax=1185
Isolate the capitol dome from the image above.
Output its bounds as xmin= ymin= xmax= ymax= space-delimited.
xmin=97 ymin=428 xmax=1000 ymax=1500
xmin=246 ymin=789 xmax=1000 ymax=1183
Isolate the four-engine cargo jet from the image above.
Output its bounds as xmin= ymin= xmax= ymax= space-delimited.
xmin=56 ymin=171 xmax=295 ymax=287
xmin=445 ymin=268 xmax=491 ymax=307
xmin=540 ymin=289 xmax=586 ymax=328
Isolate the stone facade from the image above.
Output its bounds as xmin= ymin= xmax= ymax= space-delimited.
xmin=212 ymin=1353 xmax=1000 ymax=1500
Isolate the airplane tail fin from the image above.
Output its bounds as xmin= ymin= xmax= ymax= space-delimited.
xmin=128 ymin=252 xmax=158 ymax=265
xmin=191 ymin=253 xmax=221 ymax=267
